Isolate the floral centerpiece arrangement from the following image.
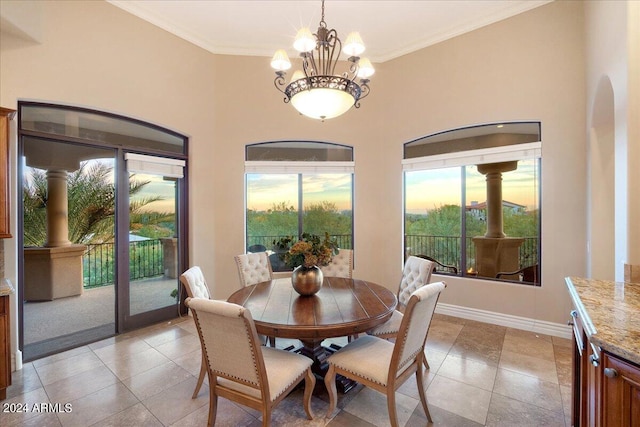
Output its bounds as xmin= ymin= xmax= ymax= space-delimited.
xmin=275 ymin=232 xmax=338 ymax=269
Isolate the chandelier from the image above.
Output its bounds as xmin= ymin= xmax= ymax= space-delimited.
xmin=270 ymin=0 xmax=374 ymax=120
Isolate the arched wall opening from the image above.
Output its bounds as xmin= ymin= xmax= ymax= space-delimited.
xmin=588 ymin=76 xmax=615 ymax=280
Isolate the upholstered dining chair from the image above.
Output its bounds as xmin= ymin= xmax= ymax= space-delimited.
xmin=416 ymin=254 xmax=458 ymax=274
xmin=179 ymin=266 xmax=213 ymax=399
xmin=320 ymin=249 xmax=353 ymax=278
xmin=234 ymin=252 xmax=276 ymax=346
xmin=234 ymin=252 xmax=274 ymax=288
xmin=325 ymin=282 xmax=446 ymax=426
xmin=367 ymin=255 xmax=434 ymax=340
xmin=320 ymin=249 xmax=356 ymax=342
xmin=186 ymin=297 xmax=316 ymax=427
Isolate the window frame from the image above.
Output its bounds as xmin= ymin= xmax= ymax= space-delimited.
xmin=244 ymin=141 xmax=355 ymax=269
xmin=402 ymin=122 xmax=541 ymax=286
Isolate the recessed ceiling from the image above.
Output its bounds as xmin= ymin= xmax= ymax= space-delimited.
xmin=108 ymin=0 xmax=552 ymax=63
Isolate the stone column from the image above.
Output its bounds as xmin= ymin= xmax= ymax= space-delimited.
xmin=472 ymin=161 xmax=523 ymax=279
xmin=477 ymin=161 xmax=518 ymax=238
xmin=472 ymin=236 xmax=524 ymax=279
xmin=45 ymin=169 xmax=71 ymax=247
xmin=160 ymin=237 xmax=178 ymax=279
xmin=24 ymin=168 xmax=86 ymax=300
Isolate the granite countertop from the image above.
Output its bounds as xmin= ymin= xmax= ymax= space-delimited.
xmin=566 ymin=276 xmax=640 ymax=366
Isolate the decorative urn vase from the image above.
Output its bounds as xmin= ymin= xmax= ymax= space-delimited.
xmin=291 ymin=265 xmax=323 ymax=296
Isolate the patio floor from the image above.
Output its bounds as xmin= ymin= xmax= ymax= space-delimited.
xmin=23 ymin=276 xmax=179 ymax=361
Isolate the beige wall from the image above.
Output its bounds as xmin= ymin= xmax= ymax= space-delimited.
xmin=178 ymin=0 xmax=588 ymax=325
xmin=372 ymin=0 xmax=586 ymax=324
xmin=0 ymin=0 xmax=594 ymax=352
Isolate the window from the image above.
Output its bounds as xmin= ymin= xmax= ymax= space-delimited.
xmin=403 ymin=122 xmax=541 ymax=285
xmin=245 ymin=141 xmax=354 ymax=271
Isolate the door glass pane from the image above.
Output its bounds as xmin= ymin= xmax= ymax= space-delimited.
xmin=128 ymin=172 xmax=180 ymax=315
xmin=22 ymin=138 xmax=116 ymax=360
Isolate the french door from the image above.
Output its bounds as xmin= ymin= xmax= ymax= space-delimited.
xmin=18 ymin=102 xmax=188 ymax=360
xmin=119 ymin=153 xmax=187 ymax=331
xmin=21 ymin=138 xmax=118 ymax=360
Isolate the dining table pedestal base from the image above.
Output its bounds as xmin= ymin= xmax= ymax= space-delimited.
xmin=298 ymin=339 xmax=358 ymax=394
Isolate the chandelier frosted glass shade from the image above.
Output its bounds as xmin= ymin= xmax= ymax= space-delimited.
xmin=293 ymin=28 xmax=316 ymax=53
xmin=343 ymin=32 xmax=365 ymax=56
xmin=286 ymin=76 xmax=362 ymax=120
xmin=271 ymin=0 xmax=373 ymax=120
xmin=270 ymin=49 xmax=291 ymax=71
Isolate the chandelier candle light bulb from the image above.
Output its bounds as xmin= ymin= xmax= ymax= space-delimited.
xmin=271 ymin=0 xmax=373 ymax=120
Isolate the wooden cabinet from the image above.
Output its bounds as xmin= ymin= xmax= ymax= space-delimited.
xmin=0 ymin=107 xmax=15 ymax=239
xmin=0 ymin=294 xmax=11 ymax=400
xmin=568 ymin=278 xmax=640 ymax=427
xmin=571 ymin=308 xmax=601 ymax=427
xmin=571 ymin=306 xmax=640 ymax=427
xmin=602 ymin=352 xmax=640 ymax=426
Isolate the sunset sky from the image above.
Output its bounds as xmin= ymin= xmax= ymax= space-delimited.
xmin=29 ymin=158 xmax=535 ymax=219
xmin=246 ymin=173 xmax=352 ymax=212
xmin=131 ymin=173 xmax=177 ymax=213
xmin=405 ymin=160 xmax=539 ymax=215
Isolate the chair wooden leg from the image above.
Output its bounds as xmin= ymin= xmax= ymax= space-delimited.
xmin=262 ymin=407 xmax=272 ymax=427
xmin=422 ymin=348 xmax=431 ymax=370
xmin=416 ymin=363 xmax=433 ymax=423
xmin=324 ymin=364 xmax=338 ymax=417
xmin=387 ymin=388 xmax=399 ymax=427
xmin=302 ymin=367 xmax=316 ymax=420
xmin=268 ymin=336 xmax=276 ymax=347
xmin=192 ymin=355 xmax=206 ymax=399
xmin=208 ymin=389 xmax=218 ymax=427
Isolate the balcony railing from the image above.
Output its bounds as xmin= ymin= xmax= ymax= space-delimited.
xmin=83 ymin=234 xmax=538 ymax=288
xmin=404 ymin=234 xmax=539 ymax=275
xmin=83 ymin=239 xmax=165 ymax=288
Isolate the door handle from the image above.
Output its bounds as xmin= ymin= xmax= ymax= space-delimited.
xmin=568 ymin=310 xmax=577 ymax=326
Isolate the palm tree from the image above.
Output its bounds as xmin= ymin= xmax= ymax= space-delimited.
xmin=23 ymin=160 xmax=172 ymax=246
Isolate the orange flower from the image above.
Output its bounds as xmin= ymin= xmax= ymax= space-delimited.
xmin=279 ymin=232 xmax=338 ymax=268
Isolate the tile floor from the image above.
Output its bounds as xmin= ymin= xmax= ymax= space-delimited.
xmin=1 ymin=313 xmax=573 ymax=426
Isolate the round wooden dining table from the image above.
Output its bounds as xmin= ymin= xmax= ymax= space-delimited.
xmin=227 ymin=276 xmax=397 ymax=388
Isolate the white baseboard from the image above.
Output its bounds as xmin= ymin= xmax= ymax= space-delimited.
xmin=435 ymin=303 xmax=572 ymax=339
xmin=12 ymin=349 xmax=22 ymax=371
